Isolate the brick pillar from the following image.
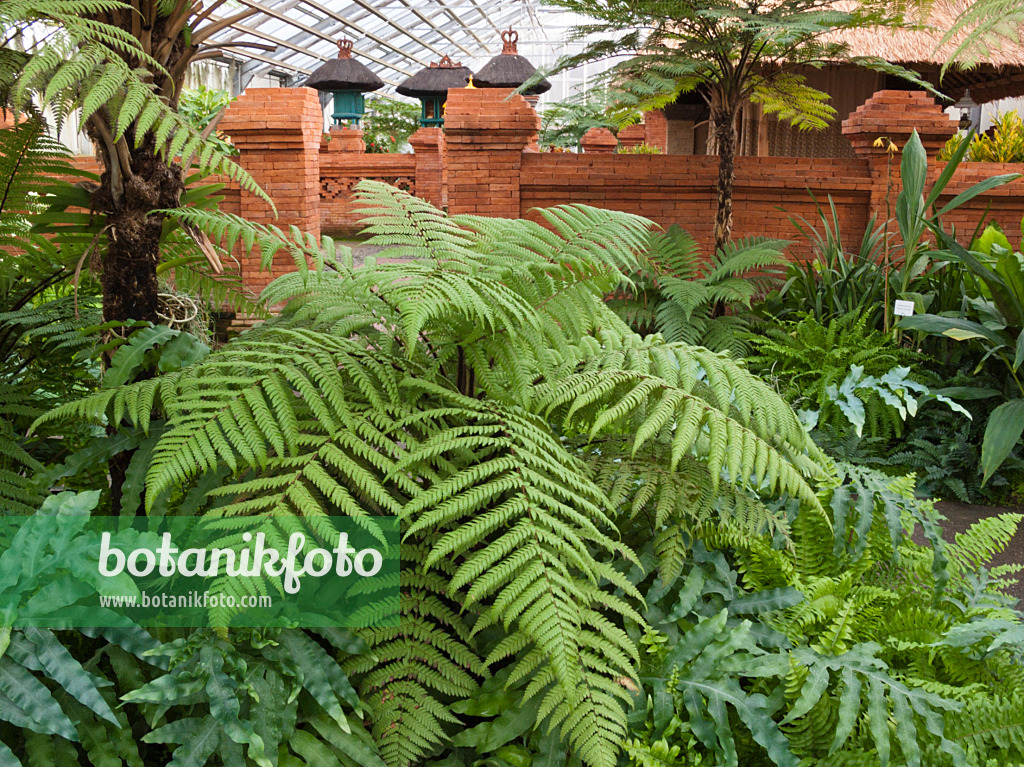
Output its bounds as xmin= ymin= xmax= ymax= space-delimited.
xmin=409 ymin=127 xmax=445 ymax=208
xmin=580 ymin=127 xmax=618 ymax=154
xmin=843 ymin=90 xmax=957 ymax=158
xmin=843 ymin=90 xmax=957 ymax=225
xmin=444 ymin=88 xmax=540 ymax=217
xmin=643 ymin=110 xmax=668 ymax=153
xmin=617 ymin=123 xmax=646 ymax=150
xmin=220 ymin=87 xmax=322 ymax=295
xmin=323 ymin=126 xmax=365 ymax=153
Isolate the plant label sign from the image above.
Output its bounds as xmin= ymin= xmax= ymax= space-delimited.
xmin=893 ymin=300 xmax=915 ymax=317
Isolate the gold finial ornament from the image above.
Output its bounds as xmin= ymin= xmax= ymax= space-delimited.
xmin=337 ymin=39 xmax=354 ymax=59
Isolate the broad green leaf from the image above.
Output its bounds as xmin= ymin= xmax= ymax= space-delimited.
xmin=452 ymin=698 xmax=539 ymax=751
xmin=201 ymin=646 xmax=269 ymax=767
xmin=157 ymin=332 xmax=209 ymax=373
xmin=981 ymin=399 xmax=1024 ymax=483
xmin=937 ymin=173 xmax=1022 ymax=217
xmin=104 ymin=325 xmax=179 ymax=388
xmin=898 ymin=314 xmax=1010 ymax=347
xmin=162 ymin=718 xmax=220 ymax=767
xmin=0 ymin=736 xmax=21 ymax=767
xmin=278 ymin=630 xmax=361 ymax=722
xmin=289 ymin=730 xmax=343 ymax=767
xmin=20 ymin=628 xmax=117 ymax=725
xmin=781 ymin=662 xmax=829 ymax=724
xmin=727 ymin=587 xmax=803 ymax=615
xmin=0 ymin=656 xmax=77 ymax=740
xmin=926 ymin=127 xmax=975 ymax=209
xmin=306 ymin=712 xmax=387 ymax=767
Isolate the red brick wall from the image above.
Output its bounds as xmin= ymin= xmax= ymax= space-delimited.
xmin=320 ymin=153 xmax=416 ymax=236
xmin=198 ymin=87 xmax=1024 ymax=296
xmin=520 ymin=154 xmax=874 ymax=258
xmin=444 ymin=89 xmax=540 ymax=218
xmin=409 ymin=127 xmax=445 ymax=209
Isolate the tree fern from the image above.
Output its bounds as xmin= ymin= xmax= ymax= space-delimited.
xmin=607 ymin=225 xmax=787 ymax=356
xmin=0 ymin=122 xmax=104 ymax=511
xmin=37 ymin=181 xmax=831 ymax=766
xmin=0 ymin=2 xmax=267 ymax=205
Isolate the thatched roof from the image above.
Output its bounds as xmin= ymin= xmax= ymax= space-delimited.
xmin=304 ymin=40 xmax=384 ymax=93
xmin=835 ymin=1 xmax=1024 ymax=67
xmin=474 ymin=29 xmax=551 ymax=94
xmin=829 ymin=0 xmax=1024 ymax=102
xmin=396 ymin=55 xmax=473 ymax=100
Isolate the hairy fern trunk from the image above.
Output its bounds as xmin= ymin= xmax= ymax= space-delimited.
xmin=91 ymin=136 xmax=183 ymax=326
xmin=77 ymin=4 xmax=200 ymax=506
xmin=87 ymin=133 xmax=184 ymax=510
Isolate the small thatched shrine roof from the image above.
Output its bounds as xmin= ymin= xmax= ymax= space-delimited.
xmin=831 ymin=0 xmax=1024 ymax=102
xmin=304 ymin=40 xmax=385 ymax=93
xmin=474 ymin=29 xmax=551 ymax=95
xmin=396 ymin=55 xmax=474 ymax=100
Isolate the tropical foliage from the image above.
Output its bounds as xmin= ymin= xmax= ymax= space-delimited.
xmin=362 ymin=97 xmax=420 ymax=152
xmin=6 ymin=4 xmax=1024 ymax=767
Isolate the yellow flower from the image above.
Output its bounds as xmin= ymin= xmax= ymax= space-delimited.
xmin=873 ymin=137 xmax=884 ymax=148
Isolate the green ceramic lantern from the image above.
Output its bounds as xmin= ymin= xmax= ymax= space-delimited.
xmin=304 ymin=39 xmax=384 ymax=126
xmin=331 ymin=90 xmax=366 ymax=125
xmin=396 ymin=55 xmax=474 ymax=128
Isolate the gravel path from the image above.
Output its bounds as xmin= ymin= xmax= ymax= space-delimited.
xmin=928 ymin=501 xmax=1024 ymax=603
xmin=333 ymin=240 xmax=390 ymax=268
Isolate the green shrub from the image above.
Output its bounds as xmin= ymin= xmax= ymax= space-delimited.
xmin=623 ymin=461 xmax=1024 ymax=767
xmin=759 ymin=196 xmax=888 ymax=326
xmin=899 ymin=217 xmax=1024 ymax=484
xmin=31 ymin=181 xmax=826 ymax=767
xmin=940 ymin=112 xmax=1024 ymax=164
xmin=763 ymin=128 xmax=1007 ymax=336
xmin=362 ymin=97 xmax=420 ymax=153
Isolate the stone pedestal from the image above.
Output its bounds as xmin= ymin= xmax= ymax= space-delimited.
xmin=323 ymin=126 xmax=366 ymax=153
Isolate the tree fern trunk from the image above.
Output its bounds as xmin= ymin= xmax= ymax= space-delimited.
xmin=80 ymin=1 xmax=195 ymax=510
xmin=711 ymin=105 xmax=737 ymax=259
xmin=95 ymin=145 xmax=183 ymax=326
xmin=89 ymin=136 xmax=183 ymax=511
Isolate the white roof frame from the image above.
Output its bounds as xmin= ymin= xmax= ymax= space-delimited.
xmin=204 ymin=0 xmax=564 ymax=94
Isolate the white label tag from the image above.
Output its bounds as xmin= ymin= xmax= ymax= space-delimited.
xmin=894 ymin=300 xmax=915 ymax=317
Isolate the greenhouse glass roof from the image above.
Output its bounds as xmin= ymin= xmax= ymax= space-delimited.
xmin=204 ymin=0 xmax=597 ymax=102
